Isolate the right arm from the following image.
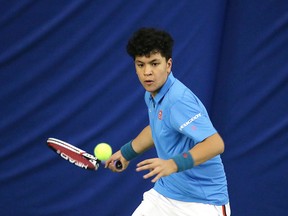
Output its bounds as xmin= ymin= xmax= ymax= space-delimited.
xmin=131 ymin=125 xmax=154 ymax=153
xmin=105 ymin=125 xmax=154 ymax=171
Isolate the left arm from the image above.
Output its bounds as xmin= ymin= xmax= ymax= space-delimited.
xmin=189 ymin=132 xmax=224 ymax=166
xmin=136 ymin=132 xmax=224 ymax=182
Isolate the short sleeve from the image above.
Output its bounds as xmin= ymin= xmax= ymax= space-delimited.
xmin=170 ymin=92 xmax=217 ymax=143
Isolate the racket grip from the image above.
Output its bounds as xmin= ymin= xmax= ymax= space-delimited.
xmin=114 ymin=160 xmax=123 ymax=170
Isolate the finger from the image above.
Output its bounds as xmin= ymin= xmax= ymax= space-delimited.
xmin=137 ymin=159 xmax=157 ymax=170
xmin=107 ymin=160 xmax=119 ymax=170
xmin=137 ymin=159 xmax=151 ymax=167
xmin=151 ymin=173 xmax=162 ymax=183
xmin=143 ymin=170 xmax=156 ymax=179
xmin=143 ymin=166 xmax=161 ymax=179
xmin=107 ymin=161 xmax=115 ymax=170
xmin=106 ymin=158 xmax=116 ymax=168
xmin=104 ymin=160 xmax=111 ymax=168
xmin=136 ymin=163 xmax=153 ymax=172
xmin=105 ymin=156 xmax=116 ymax=168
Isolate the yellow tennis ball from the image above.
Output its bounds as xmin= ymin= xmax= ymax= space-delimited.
xmin=94 ymin=143 xmax=112 ymax=161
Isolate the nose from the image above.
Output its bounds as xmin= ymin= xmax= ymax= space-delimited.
xmin=144 ymin=65 xmax=152 ymax=76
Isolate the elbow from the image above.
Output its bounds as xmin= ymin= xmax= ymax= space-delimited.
xmin=219 ymin=142 xmax=225 ymax=154
xmin=219 ymin=138 xmax=225 ymax=154
xmin=216 ymin=134 xmax=225 ymax=155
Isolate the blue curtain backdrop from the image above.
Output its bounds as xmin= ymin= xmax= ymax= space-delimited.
xmin=0 ymin=1 xmax=287 ymax=215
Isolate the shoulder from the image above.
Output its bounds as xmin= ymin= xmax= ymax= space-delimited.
xmin=167 ymin=79 xmax=206 ymax=116
xmin=167 ymin=79 xmax=195 ymax=103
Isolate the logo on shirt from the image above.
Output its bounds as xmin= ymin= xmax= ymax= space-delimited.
xmin=158 ymin=110 xmax=163 ymax=120
xmin=182 ymin=153 xmax=188 ymax=158
xmin=179 ymin=113 xmax=201 ymax=131
xmin=191 ymin=125 xmax=197 ymax=131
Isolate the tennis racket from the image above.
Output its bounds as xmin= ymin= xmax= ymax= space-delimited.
xmin=47 ymin=138 xmax=122 ymax=170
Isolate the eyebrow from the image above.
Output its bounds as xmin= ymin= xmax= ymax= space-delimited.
xmin=135 ymin=58 xmax=160 ymax=64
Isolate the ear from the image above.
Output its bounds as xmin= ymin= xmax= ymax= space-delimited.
xmin=167 ymin=58 xmax=172 ymax=73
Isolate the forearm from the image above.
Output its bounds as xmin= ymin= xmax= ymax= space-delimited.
xmin=131 ymin=125 xmax=154 ymax=154
xmin=172 ymin=133 xmax=224 ymax=172
xmin=189 ymin=132 xmax=224 ymax=166
xmin=120 ymin=125 xmax=154 ymax=162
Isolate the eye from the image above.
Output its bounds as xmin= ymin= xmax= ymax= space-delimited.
xmin=152 ymin=62 xmax=160 ymax=67
xmin=136 ymin=63 xmax=144 ymax=68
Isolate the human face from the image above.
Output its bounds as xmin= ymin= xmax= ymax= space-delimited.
xmin=134 ymin=52 xmax=172 ymax=97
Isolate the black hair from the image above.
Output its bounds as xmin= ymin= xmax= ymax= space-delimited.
xmin=126 ymin=27 xmax=174 ymax=60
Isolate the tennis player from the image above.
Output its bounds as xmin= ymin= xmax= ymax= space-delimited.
xmin=106 ymin=27 xmax=230 ymax=216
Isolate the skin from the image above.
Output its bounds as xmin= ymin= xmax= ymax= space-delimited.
xmin=134 ymin=52 xmax=172 ymax=97
xmin=105 ymin=52 xmax=225 ymax=183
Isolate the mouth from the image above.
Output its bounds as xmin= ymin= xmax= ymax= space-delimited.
xmin=144 ymin=80 xmax=154 ymax=85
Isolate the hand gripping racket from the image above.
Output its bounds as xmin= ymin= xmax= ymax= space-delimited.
xmin=47 ymin=138 xmax=122 ymax=170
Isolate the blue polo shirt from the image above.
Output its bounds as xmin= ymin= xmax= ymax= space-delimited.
xmin=145 ymin=72 xmax=229 ymax=205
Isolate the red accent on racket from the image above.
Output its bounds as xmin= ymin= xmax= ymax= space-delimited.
xmin=47 ymin=138 xmax=122 ymax=170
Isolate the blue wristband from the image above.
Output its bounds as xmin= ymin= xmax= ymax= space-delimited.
xmin=120 ymin=140 xmax=139 ymax=161
xmin=172 ymin=152 xmax=194 ymax=172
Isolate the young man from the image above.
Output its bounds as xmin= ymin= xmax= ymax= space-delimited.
xmin=106 ymin=28 xmax=230 ymax=216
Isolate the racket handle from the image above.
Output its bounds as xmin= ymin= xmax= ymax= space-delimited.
xmin=114 ymin=160 xmax=123 ymax=170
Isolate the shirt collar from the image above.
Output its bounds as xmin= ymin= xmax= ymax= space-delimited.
xmin=150 ymin=72 xmax=176 ymax=104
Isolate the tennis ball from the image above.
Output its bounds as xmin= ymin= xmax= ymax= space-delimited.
xmin=94 ymin=143 xmax=112 ymax=161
